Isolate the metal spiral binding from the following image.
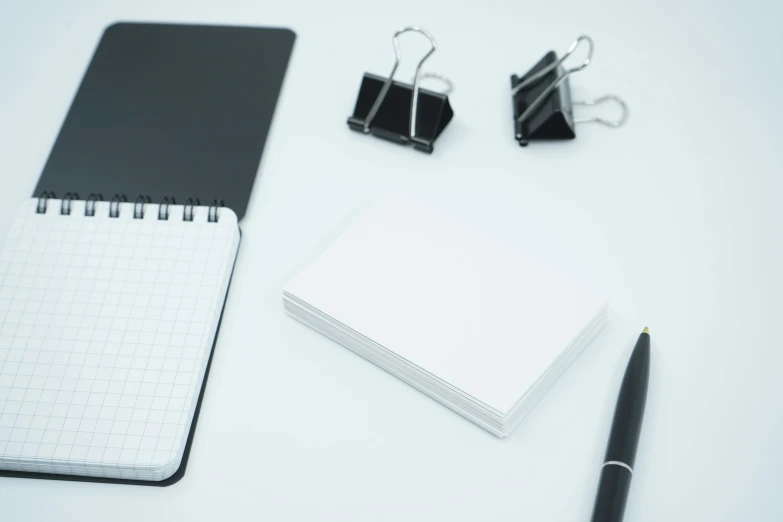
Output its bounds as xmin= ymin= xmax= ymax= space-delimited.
xmin=60 ymin=193 xmax=79 ymax=215
xmin=208 ymin=199 xmax=224 ymax=223
xmin=36 ymin=191 xmax=56 ymax=214
xmin=35 ymin=192 xmax=222 ymax=222
xmin=183 ymin=198 xmax=200 ymax=222
xmin=109 ymin=194 xmax=127 ymax=218
xmin=134 ymin=195 xmax=152 ymax=219
xmin=158 ymin=197 xmax=175 ymax=221
xmin=85 ymin=193 xmax=103 ymax=216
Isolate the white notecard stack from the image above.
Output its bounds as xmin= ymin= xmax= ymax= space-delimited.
xmin=284 ymin=196 xmax=608 ymax=437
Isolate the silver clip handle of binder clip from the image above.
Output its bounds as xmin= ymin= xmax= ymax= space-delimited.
xmin=513 ymin=35 xmax=594 ymax=128
xmin=573 ymin=95 xmax=629 ymax=127
xmin=361 ymin=26 xmax=438 ymax=139
xmin=419 ymin=72 xmax=454 ymax=96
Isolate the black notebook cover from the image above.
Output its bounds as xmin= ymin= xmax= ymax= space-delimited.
xmin=34 ymin=22 xmax=296 ymax=220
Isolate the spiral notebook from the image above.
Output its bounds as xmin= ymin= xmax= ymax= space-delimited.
xmin=0 ymin=22 xmax=295 ymax=484
xmin=0 ymin=198 xmax=239 ymax=482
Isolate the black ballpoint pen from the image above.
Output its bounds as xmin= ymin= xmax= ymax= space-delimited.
xmin=590 ymin=327 xmax=651 ymax=522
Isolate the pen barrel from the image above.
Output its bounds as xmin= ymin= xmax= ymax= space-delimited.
xmin=590 ymin=465 xmax=632 ymax=522
xmin=604 ymin=333 xmax=650 ymax=468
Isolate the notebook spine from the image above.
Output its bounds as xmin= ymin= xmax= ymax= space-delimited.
xmin=35 ymin=192 xmax=225 ymax=222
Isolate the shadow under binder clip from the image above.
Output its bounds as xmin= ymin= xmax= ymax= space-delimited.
xmin=347 ymin=27 xmax=454 ymax=153
xmin=511 ymin=35 xmax=628 ymax=146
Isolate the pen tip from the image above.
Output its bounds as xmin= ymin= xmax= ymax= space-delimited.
xmin=643 ymin=326 xmax=649 ymax=334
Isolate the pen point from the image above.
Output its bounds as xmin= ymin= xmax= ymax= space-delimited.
xmin=643 ymin=327 xmax=649 ymax=334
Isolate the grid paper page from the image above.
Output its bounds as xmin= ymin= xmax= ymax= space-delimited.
xmin=0 ymin=198 xmax=239 ymax=481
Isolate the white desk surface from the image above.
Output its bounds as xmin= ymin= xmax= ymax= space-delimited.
xmin=1 ymin=1 xmax=782 ymax=520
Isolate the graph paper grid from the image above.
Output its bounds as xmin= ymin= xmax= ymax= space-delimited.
xmin=0 ymin=198 xmax=239 ymax=481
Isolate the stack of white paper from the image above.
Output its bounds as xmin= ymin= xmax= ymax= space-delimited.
xmin=283 ymin=196 xmax=608 ymax=437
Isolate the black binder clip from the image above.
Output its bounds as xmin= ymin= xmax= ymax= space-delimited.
xmin=347 ymin=27 xmax=454 ymax=154
xmin=511 ymin=35 xmax=628 ymax=146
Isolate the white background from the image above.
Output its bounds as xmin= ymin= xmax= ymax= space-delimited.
xmin=1 ymin=0 xmax=782 ymax=520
